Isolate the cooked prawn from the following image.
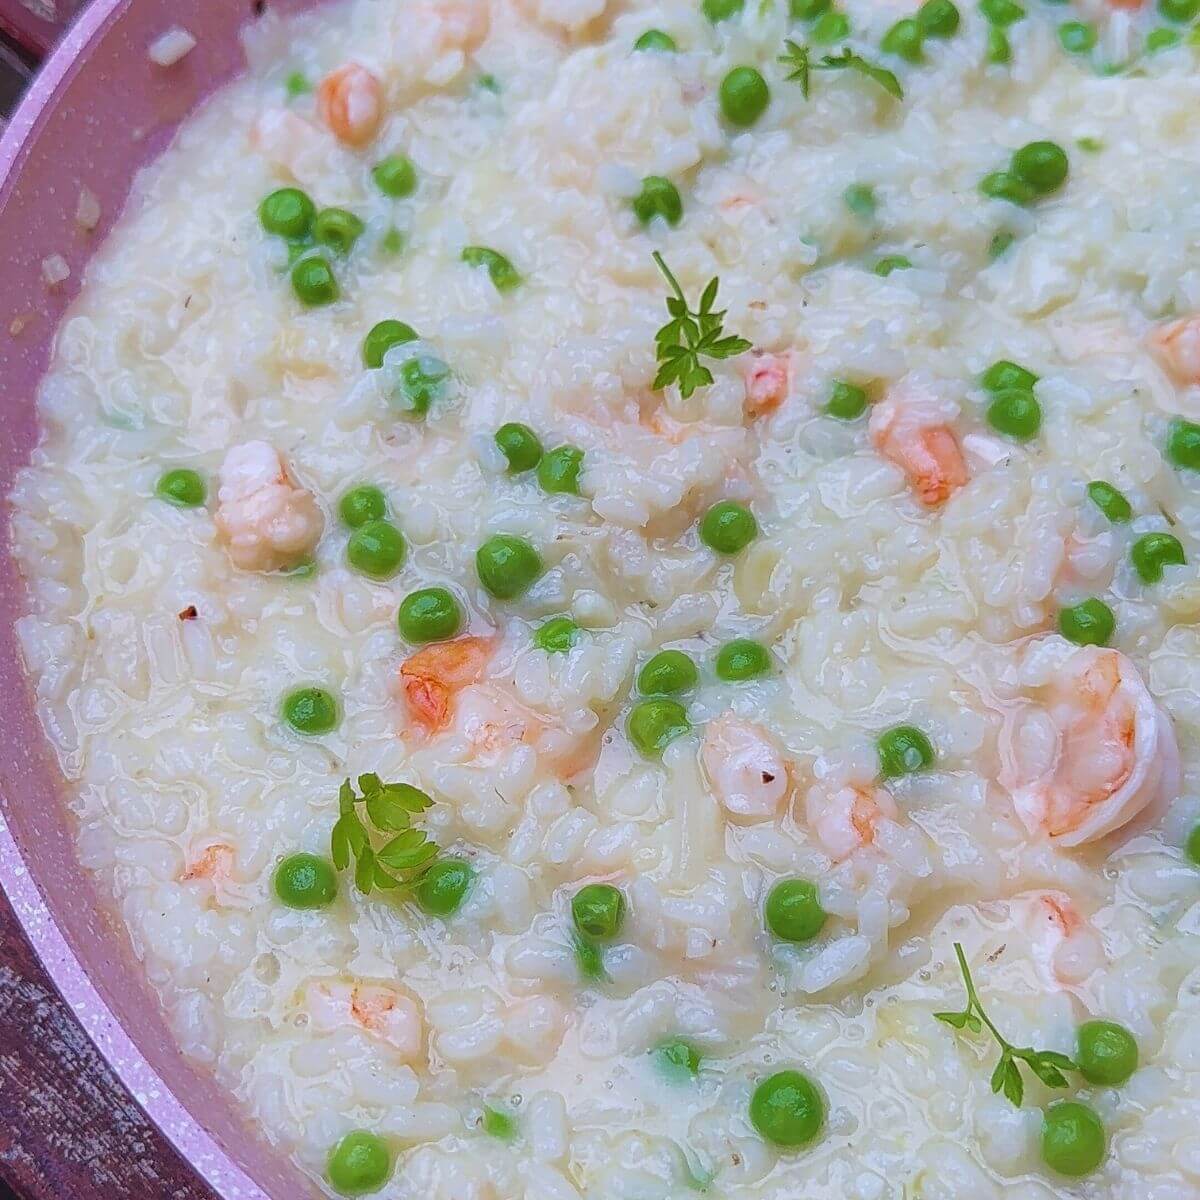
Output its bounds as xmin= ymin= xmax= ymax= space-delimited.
xmin=1000 ymin=642 xmax=1179 ymax=847
xmin=805 ymin=780 xmax=898 ymax=861
xmin=180 ymin=843 xmax=254 ymax=908
xmin=1148 ymin=316 xmax=1200 ymax=386
xmin=743 ymin=352 xmax=792 ymax=418
xmin=399 ymin=636 xmax=495 ymax=733
xmin=1012 ymin=891 xmax=1105 ymax=988
xmin=306 ymin=980 xmax=424 ymax=1060
xmin=214 ymin=441 xmax=324 ymax=573
xmin=317 ymin=64 xmax=384 ymax=146
xmin=700 ymin=714 xmax=789 ymax=821
xmin=869 ymin=379 xmax=968 ymax=507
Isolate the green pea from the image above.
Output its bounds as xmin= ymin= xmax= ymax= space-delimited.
xmin=715 ymin=638 xmax=771 ymax=681
xmin=1131 ymin=532 xmax=1185 ymax=584
xmin=719 ymin=66 xmax=770 ymax=128
xmin=1076 ymin=1020 xmax=1138 ymax=1086
xmin=314 ymin=207 xmax=365 ymax=255
xmin=749 ymin=1070 xmax=825 ymax=1148
xmin=380 ymin=228 xmax=405 ymax=256
xmin=882 ymin=17 xmax=925 ymax=61
xmin=918 ymin=0 xmax=961 ymax=35
xmin=635 ymin=28 xmax=677 ymax=50
xmin=572 ymin=883 xmax=626 ymax=939
xmin=395 ymin=355 xmax=450 ymax=418
xmin=980 ymin=0 xmax=1024 ymax=23
xmin=283 ymin=686 xmax=339 ymax=735
xmin=495 ymin=422 xmax=544 ymax=473
xmin=655 ymin=1038 xmax=702 ymax=1080
xmin=362 ymin=319 xmax=417 ymax=369
xmin=416 ymin=857 xmax=475 ymax=916
xmin=826 ymin=380 xmax=868 ymax=420
xmin=1058 ymin=20 xmax=1096 ymax=51
xmin=986 ymin=388 xmax=1042 ymax=440
xmin=1011 ymin=141 xmax=1069 ymax=195
xmin=874 ymin=255 xmax=912 ymax=276
xmin=156 ymin=468 xmax=206 ymax=508
xmin=1077 ymin=136 xmax=1103 ymax=152
xmin=703 ymin=0 xmax=744 ymax=22
xmin=327 ymin=1130 xmax=391 ymax=1196
xmin=988 ymin=230 xmax=1015 ymax=260
xmin=291 ymin=256 xmax=339 ymax=306
xmin=877 ymin=724 xmax=935 ymax=777
xmin=535 ymin=616 xmax=580 ymax=653
xmin=1041 ymin=1101 xmax=1106 ymax=1178
xmin=811 ymin=10 xmax=850 ymax=41
xmin=462 ymin=246 xmax=521 ymax=292
xmin=398 ymin=587 xmax=463 ymax=643
xmin=1159 ymin=0 xmax=1200 ymax=21
xmin=627 ymin=698 xmax=691 ymax=758
xmin=1185 ymin=822 xmax=1200 ymax=866
xmin=285 ymin=71 xmax=310 ymax=98
xmin=1087 ymin=480 xmax=1132 ymax=523
xmin=372 ymin=153 xmax=417 ymax=198
xmin=790 ymin=0 xmax=830 ymax=16
xmin=1146 ymin=26 xmax=1181 ymax=50
xmin=482 ymin=1105 xmax=516 ymax=1140
xmin=699 ymin=501 xmax=758 ymax=554
xmin=339 ymin=485 xmax=386 ymax=527
xmin=843 ymin=183 xmax=876 ymax=219
xmin=986 ymin=26 xmax=1012 ymax=63
xmin=638 ymin=649 xmax=699 ymax=696
xmin=273 ymin=853 xmax=338 ymax=910
xmin=259 ymin=187 xmax=315 ymax=239
xmin=632 ymin=176 xmax=683 ymax=227
xmin=347 ymin=519 xmax=406 ymax=580
xmin=981 ymin=359 xmax=1038 ymax=393
xmin=764 ymin=878 xmax=826 ymax=943
xmin=1058 ymin=598 xmax=1115 ymax=647
xmin=1167 ymin=418 xmax=1200 ymax=470
xmin=476 ymin=535 xmax=544 ymax=600
xmin=538 ymin=445 xmax=584 ymax=495
xmin=980 ymin=170 xmax=1034 ymax=204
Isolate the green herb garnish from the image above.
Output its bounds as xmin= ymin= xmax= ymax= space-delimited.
xmin=482 ymin=1104 xmax=517 ymax=1140
xmin=935 ymin=942 xmax=1078 ymax=1107
xmin=330 ymin=774 xmax=441 ymax=895
xmin=651 ymin=253 xmax=751 ymax=399
xmin=778 ymin=39 xmax=812 ymax=95
xmin=816 ymin=47 xmax=903 ymax=99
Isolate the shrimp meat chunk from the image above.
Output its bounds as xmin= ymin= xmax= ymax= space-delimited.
xmin=1013 ymin=891 xmax=1105 ymax=988
xmin=180 ymin=843 xmax=254 ymax=908
xmin=701 ymin=714 xmax=789 ymax=820
xmin=317 ymin=64 xmax=384 ymax=146
xmin=215 ymin=441 xmax=324 ymax=573
xmin=1148 ymin=316 xmax=1200 ymax=386
xmin=306 ymin=980 xmax=424 ymax=1060
xmin=1000 ymin=642 xmax=1179 ymax=847
xmin=869 ymin=378 xmax=968 ymax=507
xmin=399 ymin=636 xmax=495 ymax=732
xmin=805 ymin=781 xmax=898 ymax=861
xmin=743 ymin=352 xmax=791 ymax=418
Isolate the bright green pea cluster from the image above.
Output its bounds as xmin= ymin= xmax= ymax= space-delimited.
xmin=719 ymin=66 xmax=771 ymax=127
xmin=980 ymin=358 xmax=1042 ymax=440
xmin=259 ymin=186 xmax=366 ymax=307
xmin=283 ymin=686 xmax=339 ymax=735
xmin=398 ymin=587 xmax=463 ymax=643
xmin=980 ymin=141 xmax=1069 ymax=206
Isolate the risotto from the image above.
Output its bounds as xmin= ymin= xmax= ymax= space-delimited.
xmin=10 ymin=0 xmax=1200 ymax=1194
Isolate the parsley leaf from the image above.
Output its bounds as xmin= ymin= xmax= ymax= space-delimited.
xmin=815 ymin=48 xmax=903 ymax=100
xmin=778 ymin=40 xmax=811 ymax=98
xmin=651 ymin=253 xmax=752 ymax=400
xmin=935 ymin=942 xmax=1080 ymax=1108
xmin=330 ymin=775 xmax=442 ymax=896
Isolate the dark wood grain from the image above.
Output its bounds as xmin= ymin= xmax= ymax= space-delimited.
xmin=0 ymin=30 xmax=218 ymax=1200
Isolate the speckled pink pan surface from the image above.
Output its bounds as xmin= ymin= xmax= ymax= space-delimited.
xmin=0 ymin=2 xmax=324 ymax=1195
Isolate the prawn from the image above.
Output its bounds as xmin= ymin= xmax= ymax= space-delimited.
xmin=1148 ymin=316 xmax=1200 ymax=386
xmin=805 ymin=780 xmax=898 ymax=861
xmin=869 ymin=378 xmax=968 ymax=507
xmin=700 ymin=714 xmax=789 ymax=821
xmin=999 ymin=642 xmax=1179 ymax=847
xmin=1012 ymin=891 xmax=1105 ymax=989
xmin=743 ymin=352 xmax=792 ymax=418
xmin=180 ymin=843 xmax=255 ymax=908
xmin=306 ymin=980 xmax=424 ymax=1060
xmin=214 ymin=441 xmax=324 ymax=573
xmin=317 ymin=64 xmax=384 ymax=146
xmin=399 ymin=636 xmax=494 ymax=733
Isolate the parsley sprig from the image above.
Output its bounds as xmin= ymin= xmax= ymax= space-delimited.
xmin=779 ymin=42 xmax=903 ymax=101
xmin=934 ymin=942 xmax=1077 ymax=1107
xmin=330 ymin=774 xmax=441 ymax=895
xmin=652 ymin=253 xmax=751 ymax=399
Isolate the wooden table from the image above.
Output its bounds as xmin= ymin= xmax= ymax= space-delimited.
xmin=0 ymin=24 xmax=218 ymax=1200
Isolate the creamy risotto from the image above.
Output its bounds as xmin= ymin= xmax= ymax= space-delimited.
xmin=11 ymin=0 xmax=1200 ymax=1194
